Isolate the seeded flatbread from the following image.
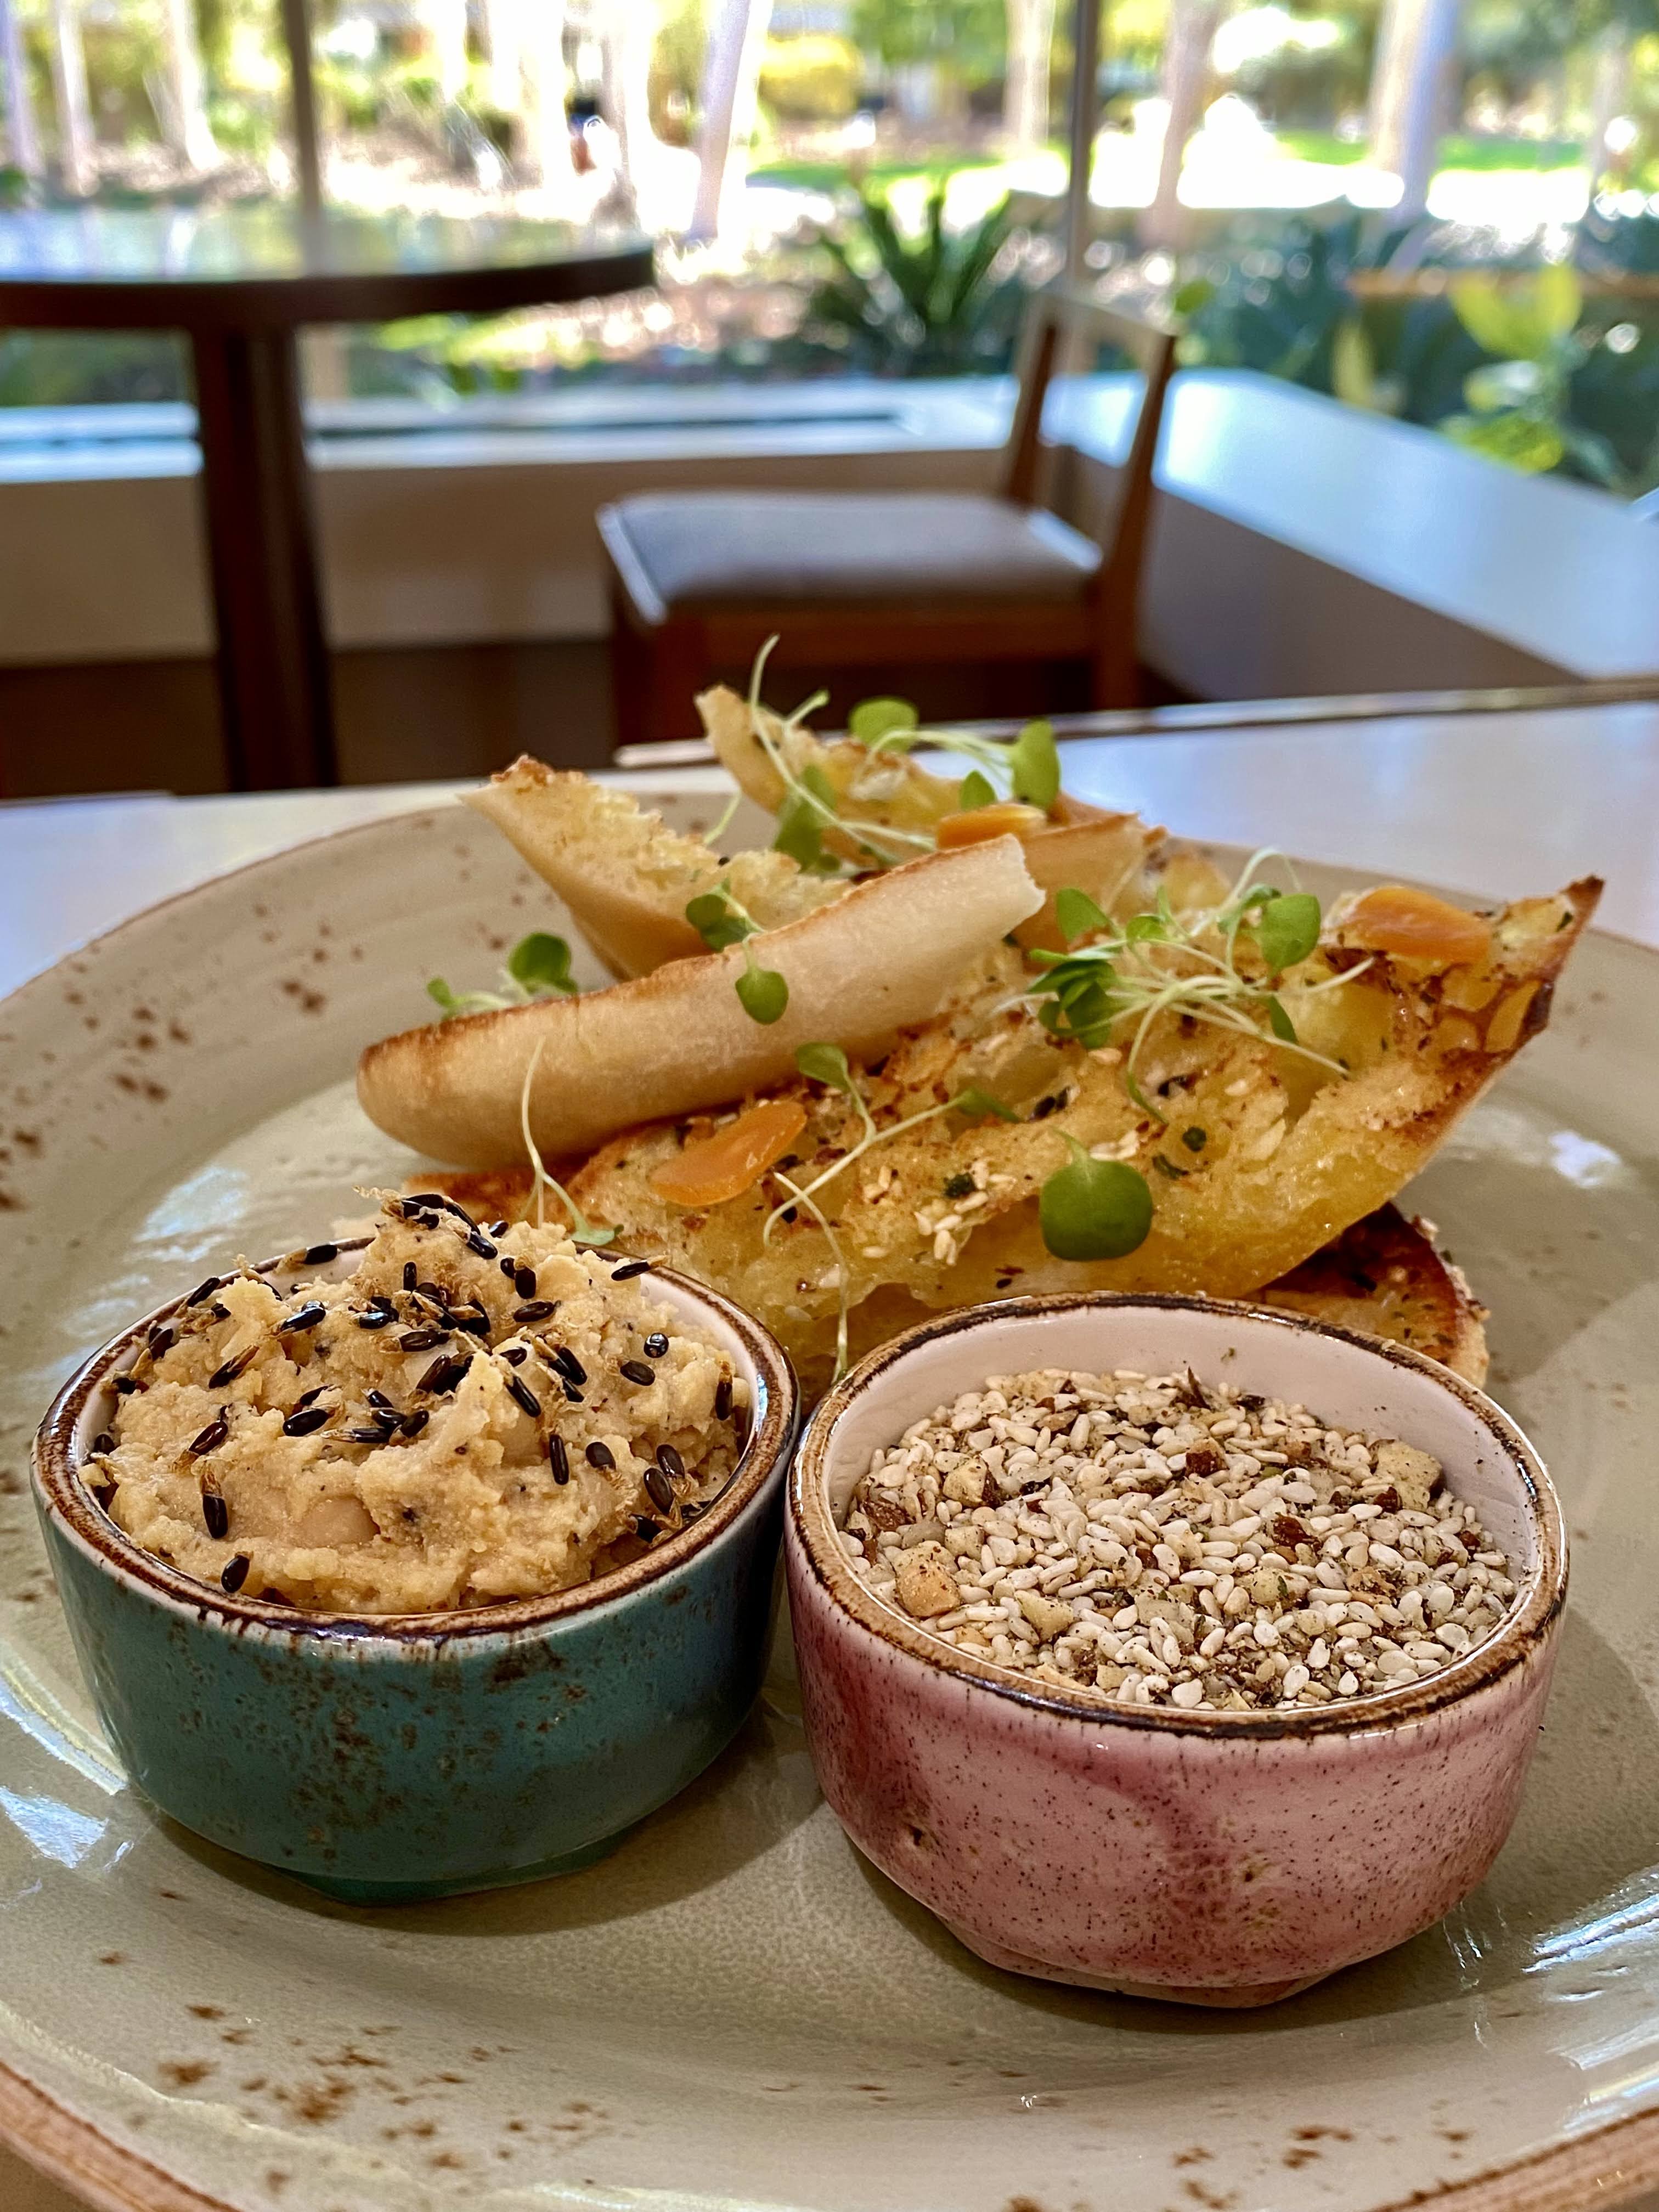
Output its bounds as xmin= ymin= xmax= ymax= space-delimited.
xmin=357 ymin=836 xmax=1043 ymax=1169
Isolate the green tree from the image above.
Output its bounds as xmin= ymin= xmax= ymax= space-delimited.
xmin=851 ymin=0 xmax=1006 ymax=82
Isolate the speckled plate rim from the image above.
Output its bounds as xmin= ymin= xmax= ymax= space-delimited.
xmin=33 ymin=1252 xmax=797 ymax=1647
xmin=791 ymin=1291 xmax=1566 ymax=1740
xmin=0 ymin=799 xmax=1654 ymax=2212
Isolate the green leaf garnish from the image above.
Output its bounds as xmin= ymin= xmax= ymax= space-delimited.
xmin=1039 ymin=1139 xmax=1154 ymax=1261
xmin=1266 ymin=995 xmax=1298 ymax=1043
xmin=773 ymin=764 xmax=838 ymax=870
xmin=736 ymin=956 xmax=789 ymax=1025
xmin=686 ymin=889 xmax=755 ymax=951
xmin=1054 ymin=886 xmax=1110 ymax=944
xmin=795 ymin=1041 xmax=855 ymax=1093
xmin=958 ymin=769 xmax=997 ymax=810
xmin=1251 ymin=891 xmax=1322 ymax=974
xmin=848 ymin=697 xmax=918 ymax=744
xmin=1125 ymin=912 xmax=1174 ymax=944
xmin=427 ymin=977 xmax=461 ymax=1014
xmin=1122 ymin=1067 xmax=1167 ymax=1126
xmin=1009 ymin=719 xmax=1060 ymax=810
xmin=506 ymin=933 xmax=578 ymax=996
xmin=952 ymin=1085 xmax=1022 ymax=1122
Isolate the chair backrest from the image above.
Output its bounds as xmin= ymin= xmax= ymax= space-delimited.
xmin=1001 ymin=281 xmax=1179 ymax=512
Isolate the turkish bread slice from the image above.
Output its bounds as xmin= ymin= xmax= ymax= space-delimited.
xmin=357 ymin=835 xmax=1043 ymax=1169
xmin=463 ymin=757 xmax=841 ymax=980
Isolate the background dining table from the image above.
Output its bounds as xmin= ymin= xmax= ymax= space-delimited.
xmin=3 ymin=688 xmax=1658 ymax=2212
xmin=0 ymin=206 xmax=653 ymax=796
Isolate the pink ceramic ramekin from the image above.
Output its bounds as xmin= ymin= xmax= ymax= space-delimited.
xmin=786 ymin=1295 xmax=1566 ymax=2006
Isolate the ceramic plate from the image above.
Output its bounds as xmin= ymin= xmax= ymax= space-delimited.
xmin=3 ymin=792 xmax=1657 ymax=2212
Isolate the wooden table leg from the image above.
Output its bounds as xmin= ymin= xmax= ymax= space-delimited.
xmin=189 ymin=326 xmax=337 ymax=790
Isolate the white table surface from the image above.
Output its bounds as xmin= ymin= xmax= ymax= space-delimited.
xmin=3 ymin=698 xmax=1657 ymax=2212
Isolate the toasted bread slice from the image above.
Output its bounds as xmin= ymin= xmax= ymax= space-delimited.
xmin=463 ymin=758 xmax=842 ymax=980
xmin=556 ymin=878 xmax=1594 ymax=1393
xmin=357 ymin=835 xmax=1043 ymax=1169
xmin=416 ymin=1167 xmax=1489 ymax=1401
xmin=1251 ymin=1204 xmax=1488 ymax=1384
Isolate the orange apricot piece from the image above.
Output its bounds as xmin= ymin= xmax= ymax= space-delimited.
xmin=649 ymin=1098 xmax=809 ymax=1208
xmin=935 ymin=802 xmax=1050 ymax=848
xmin=1342 ymin=885 xmax=1493 ymax=968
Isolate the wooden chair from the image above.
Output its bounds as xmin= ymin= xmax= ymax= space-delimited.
xmin=597 ymin=284 xmax=1180 ymax=747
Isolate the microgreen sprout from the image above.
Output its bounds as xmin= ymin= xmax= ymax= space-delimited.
xmin=768 ymin=1164 xmax=853 ymax=1380
xmin=428 ymin=932 xmax=579 ymax=1019
xmin=1022 ymin=849 xmax=1372 ymax=1122
xmin=735 ymin=940 xmax=789 ymax=1024
xmin=686 ymin=885 xmax=757 ymax=951
xmin=745 ymin=639 xmax=930 ymax=872
xmin=702 ymin=788 xmax=744 ymax=849
xmin=1039 ymin=1138 xmax=1154 ymax=1261
xmin=958 ymin=769 xmax=996 ymax=810
xmin=517 ymin=1037 xmax=616 ymax=1248
xmin=847 ymin=697 xmax=918 ymax=743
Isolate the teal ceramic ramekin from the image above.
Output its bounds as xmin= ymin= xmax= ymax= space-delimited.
xmin=32 ymin=1261 xmax=797 ymax=1904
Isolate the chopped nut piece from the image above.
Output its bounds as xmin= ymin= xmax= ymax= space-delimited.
xmin=893 ymin=1542 xmax=961 ymax=1619
xmin=1372 ymin=1438 xmax=1442 ymax=1512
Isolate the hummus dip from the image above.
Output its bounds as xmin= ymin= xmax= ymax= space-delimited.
xmin=91 ymin=1194 xmax=747 ymax=1612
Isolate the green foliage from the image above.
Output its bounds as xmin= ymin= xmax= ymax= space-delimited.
xmin=802 ymin=188 xmax=1035 ymax=377
xmin=759 ymin=35 xmax=864 ymax=121
xmin=851 ymin=0 xmax=1006 ymax=82
xmin=1441 ymin=265 xmax=1623 ymax=486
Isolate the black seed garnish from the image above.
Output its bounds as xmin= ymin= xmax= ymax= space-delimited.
xmin=453 ymin=1310 xmax=492 ymax=1337
xmin=549 ymin=1346 xmax=587 ymax=1386
xmin=780 ymin=1207 xmax=798 ymax=1223
xmin=207 ymin=1302 xmax=232 ymax=1322
xmin=514 ymin=1300 xmax=557 ymax=1324
xmin=190 ymin=1413 xmax=228 ymax=1457
xmin=634 ymin=1517 xmax=658 ymax=1543
xmin=501 ymin=1345 xmax=527 ymax=1366
xmin=220 ymin=1555 xmax=250 ymax=1594
xmin=714 ymin=1378 xmax=733 ymax=1420
xmin=681 ymin=1501 xmax=707 ymax=1523
xmin=281 ymin=1301 xmax=326 ymax=1335
xmin=548 ymin=1435 xmax=569 ymax=1486
xmin=403 ymin=1261 xmax=418 ymax=1291
xmin=490 ymin=1220 xmax=509 ymax=1237
xmin=644 ymin=1465 xmax=674 ymax=1514
xmin=401 ymin=1408 xmax=430 ymax=1438
xmin=506 ymin=1374 xmax=541 ymax=1420
xmin=414 ymin=1280 xmax=449 ymax=1304
xmin=404 ymin=1191 xmax=452 ymax=1213
xmin=303 ymin=1242 xmax=338 ymax=1266
xmin=1030 ymin=1092 xmax=1064 ymax=1120
xmin=147 ymin=1324 xmax=176 ymax=1357
xmin=499 ymin=1256 xmax=518 ymax=1280
xmin=208 ymin=1347 xmax=256 ymax=1390
xmin=562 ymin=1383 xmax=584 ymax=1406
xmin=514 ymin=1265 xmax=538 ymax=1299
xmin=466 ymin=1229 xmax=496 ymax=1259
xmin=201 ymin=1489 xmax=229 ymax=1539
xmin=91 ymin=1481 xmax=118 ymax=1511
xmin=113 ymin=1374 xmax=145 ymax=1396
xmin=294 ymin=1384 xmax=326 ymax=1409
xmin=619 ymin=1359 xmax=655 ymax=1386
xmin=348 ymin=1426 xmax=391 ymax=1443
xmin=399 ymin=1328 xmax=449 ymax=1352
xmin=418 ymin=1355 xmax=471 ymax=1396
xmin=185 ymin=1275 xmax=222 ymax=1308
xmin=644 ymin=1332 xmax=669 ymax=1359
xmin=610 ymin=1259 xmax=651 ymax=1280
xmin=282 ymin=1406 xmax=330 ymax=1437
xmin=585 ymin=1441 xmax=615 ymax=1470
xmin=656 ymin=1442 xmax=686 ymax=1482
xmin=356 ymin=1307 xmax=393 ymax=1329
xmin=92 ymin=1430 xmax=115 ymax=1456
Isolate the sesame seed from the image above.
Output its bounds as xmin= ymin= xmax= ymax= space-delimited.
xmin=656 ymin=1443 xmax=686 ymax=1482
xmin=549 ymin=1346 xmax=586 ymax=1386
xmin=92 ymin=1430 xmax=115 ymax=1455
xmin=208 ymin=1347 xmax=256 ymax=1390
xmin=417 ymin=1354 xmax=471 ymax=1396
xmin=281 ymin=1406 xmax=330 ymax=1437
xmin=201 ymin=1488 xmax=229 ymax=1539
xmin=514 ymin=1300 xmax=557 ymax=1324
xmin=400 ymin=1408 xmax=430 ymax=1438
xmin=220 ymin=1555 xmax=250 ymax=1594
xmin=549 ymin=1434 xmax=570 ymax=1485
xmin=644 ymin=1333 xmax=669 ymax=1358
xmin=185 ymin=1276 xmax=222 ymax=1308
xmin=398 ymin=1328 xmax=449 ymax=1353
xmin=303 ymin=1242 xmax=338 ymax=1266
xmin=280 ymin=1302 xmax=326 ymax=1336
xmin=514 ymin=1266 xmax=539 ymax=1300
xmin=403 ymin=1262 xmax=417 ymax=1291
xmin=715 ymin=1378 xmax=733 ymax=1421
xmin=619 ymin=1359 xmax=655 ymax=1386
xmin=610 ymin=1259 xmax=652 ymax=1280
xmin=644 ymin=1465 xmax=675 ymax=1514
xmin=189 ymin=1412 xmax=229 ymax=1457
xmin=586 ymin=1441 xmax=616 ymax=1470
